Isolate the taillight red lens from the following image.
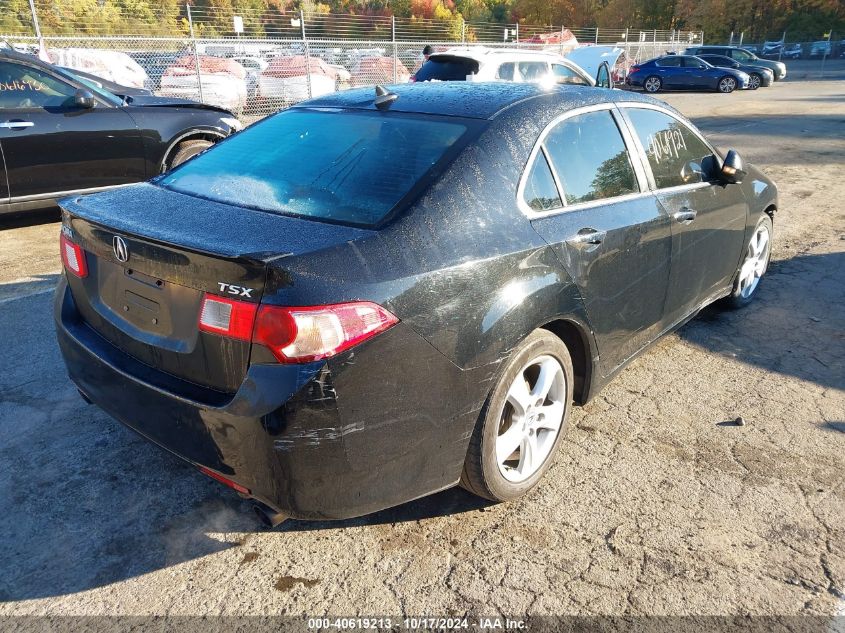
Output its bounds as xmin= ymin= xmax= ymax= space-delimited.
xmin=198 ymin=294 xmax=258 ymax=341
xmin=60 ymin=233 xmax=88 ymax=278
xmin=630 ymin=65 xmax=641 ymax=73
xmin=197 ymin=294 xmax=398 ymax=363
xmin=254 ymin=301 xmax=399 ymax=363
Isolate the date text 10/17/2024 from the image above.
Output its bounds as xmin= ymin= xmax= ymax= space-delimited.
xmin=306 ymin=617 xmax=528 ymax=630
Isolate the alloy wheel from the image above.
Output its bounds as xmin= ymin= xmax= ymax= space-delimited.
xmin=496 ymin=355 xmax=566 ymax=483
xmin=644 ymin=76 xmax=661 ymax=93
xmin=737 ymin=224 xmax=771 ymax=299
xmin=749 ymin=74 xmax=761 ymax=89
xmin=719 ymin=77 xmax=737 ymax=93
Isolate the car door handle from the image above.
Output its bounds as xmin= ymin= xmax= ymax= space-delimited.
xmin=567 ymin=228 xmax=607 ymax=246
xmin=672 ymin=208 xmax=697 ymax=224
xmin=0 ymin=120 xmax=35 ymax=130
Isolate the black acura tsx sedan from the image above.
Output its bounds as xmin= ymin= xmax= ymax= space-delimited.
xmin=54 ymin=82 xmax=776 ymax=524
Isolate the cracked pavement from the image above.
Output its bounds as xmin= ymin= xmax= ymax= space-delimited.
xmin=0 ymin=78 xmax=843 ymax=620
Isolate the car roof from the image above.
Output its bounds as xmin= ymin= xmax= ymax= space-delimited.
xmin=435 ymin=47 xmax=562 ymax=62
xmin=297 ymin=81 xmax=660 ymax=121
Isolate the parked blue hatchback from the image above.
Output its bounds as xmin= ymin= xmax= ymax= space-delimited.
xmin=627 ymin=55 xmax=750 ymax=93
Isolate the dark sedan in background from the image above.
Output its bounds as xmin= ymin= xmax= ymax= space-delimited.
xmin=627 ymin=55 xmax=750 ymax=93
xmin=0 ymin=48 xmax=241 ymax=216
xmin=696 ymin=54 xmax=774 ymax=89
xmin=684 ymin=45 xmax=786 ymax=80
xmin=54 ymin=82 xmax=777 ymax=524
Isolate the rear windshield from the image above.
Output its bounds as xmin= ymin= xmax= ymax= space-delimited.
xmin=157 ymin=109 xmax=469 ymax=227
xmin=415 ymin=56 xmax=480 ymax=81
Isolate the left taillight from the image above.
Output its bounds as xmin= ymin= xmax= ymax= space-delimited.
xmin=60 ymin=233 xmax=88 ymax=278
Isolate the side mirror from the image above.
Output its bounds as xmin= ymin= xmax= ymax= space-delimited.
xmin=720 ymin=149 xmax=746 ymax=184
xmin=74 ymin=89 xmax=96 ymax=109
xmin=595 ymin=61 xmax=612 ymax=89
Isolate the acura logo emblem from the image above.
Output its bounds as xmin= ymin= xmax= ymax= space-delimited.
xmin=113 ymin=236 xmax=129 ymax=263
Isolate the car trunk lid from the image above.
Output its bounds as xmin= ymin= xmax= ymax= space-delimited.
xmin=60 ymin=183 xmax=372 ymax=393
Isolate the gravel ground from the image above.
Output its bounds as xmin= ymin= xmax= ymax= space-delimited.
xmin=0 ymin=76 xmax=843 ymax=623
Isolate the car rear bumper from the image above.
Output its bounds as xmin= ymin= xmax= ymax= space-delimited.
xmin=55 ymin=277 xmax=479 ymax=520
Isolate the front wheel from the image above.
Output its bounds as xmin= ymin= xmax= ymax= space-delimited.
xmin=748 ymin=73 xmax=762 ymax=90
xmin=460 ymin=329 xmax=573 ymax=502
xmin=167 ymin=139 xmax=213 ymax=170
xmin=718 ymin=76 xmax=737 ymax=93
xmin=722 ymin=215 xmax=773 ymax=309
xmin=643 ymin=75 xmax=662 ymax=93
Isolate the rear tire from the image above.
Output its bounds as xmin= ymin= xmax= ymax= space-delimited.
xmin=643 ymin=75 xmax=662 ymax=93
xmin=460 ymin=330 xmax=573 ymax=502
xmin=167 ymin=139 xmax=213 ymax=170
xmin=722 ymin=214 xmax=773 ymax=309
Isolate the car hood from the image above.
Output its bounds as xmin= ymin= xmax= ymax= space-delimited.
xmin=126 ymin=94 xmax=233 ymax=116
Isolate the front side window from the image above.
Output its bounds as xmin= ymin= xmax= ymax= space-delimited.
xmin=542 ymin=110 xmax=639 ymax=205
xmin=625 ymin=108 xmax=717 ymax=189
xmin=731 ymin=49 xmax=754 ymax=62
xmin=552 ymin=63 xmax=589 ymax=85
xmin=0 ymin=61 xmax=76 ymax=109
xmin=523 ymin=151 xmax=562 ymax=211
xmin=158 ymin=109 xmax=470 ymax=227
xmin=683 ymin=56 xmax=707 ymax=68
xmin=656 ymin=56 xmax=682 ymax=67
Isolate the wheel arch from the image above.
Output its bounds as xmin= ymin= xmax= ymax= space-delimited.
xmin=764 ymin=203 xmax=776 ymax=223
xmin=160 ymin=128 xmax=226 ymax=172
xmin=540 ymin=317 xmax=595 ymax=405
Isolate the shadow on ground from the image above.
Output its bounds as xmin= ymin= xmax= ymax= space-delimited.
xmin=678 ymin=252 xmax=844 ymax=392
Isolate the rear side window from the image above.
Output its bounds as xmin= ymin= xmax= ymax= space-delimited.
xmin=625 ymin=108 xmax=716 ymax=189
xmin=523 ymin=152 xmax=562 ymax=211
xmin=518 ymin=61 xmax=548 ymax=82
xmin=543 ymin=110 xmax=639 ymax=205
xmin=158 ymin=110 xmax=469 ymax=227
xmin=415 ymin=56 xmax=479 ymax=81
xmin=496 ymin=62 xmax=515 ymax=81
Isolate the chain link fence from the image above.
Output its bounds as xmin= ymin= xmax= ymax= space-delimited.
xmin=2 ymin=9 xmax=703 ymax=123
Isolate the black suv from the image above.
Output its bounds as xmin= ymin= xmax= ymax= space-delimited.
xmin=0 ymin=49 xmax=241 ymax=216
xmin=684 ymin=45 xmax=786 ymax=80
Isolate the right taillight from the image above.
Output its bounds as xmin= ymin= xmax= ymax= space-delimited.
xmin=254 ymin=302 xmax=399 ymax=363
xmin=198 ymin=294 xmax=399 ymax=364
xmin=60 ymin=232 xmax=88 ymax=278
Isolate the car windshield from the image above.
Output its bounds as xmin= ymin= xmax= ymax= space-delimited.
xmin=157 ymin=109 xmax=471 ymax=227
